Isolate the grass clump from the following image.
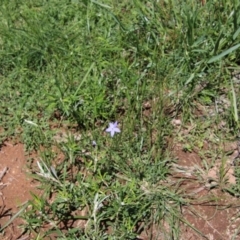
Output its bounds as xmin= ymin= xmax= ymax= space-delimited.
xmin=0 ymin=0 xmax=240 ymax=239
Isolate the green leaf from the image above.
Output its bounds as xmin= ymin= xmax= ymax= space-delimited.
xmin=233 ymin=26 xmax=240 ymax=40
xmin=231 ymin=78 xmax=238 ymax=123
xmin=207 ymin=43 xmax=240 ymax=63
xmin=0 ymin=203 xmax=28 ymax=232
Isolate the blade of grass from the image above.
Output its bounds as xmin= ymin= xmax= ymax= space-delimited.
xmin=231 ymin=78 xmax=238 ymax=123
xmin=207 ymin=43 xmax=240 ymax=63
xmin=73 ymin=62 xmax=95 ymax=98
xmin=0 ymin=202 xmax=29 ymax=232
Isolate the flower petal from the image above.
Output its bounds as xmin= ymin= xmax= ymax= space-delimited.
xmin=111 ymin=130 xmax=116 ymax=137
xmin=114 ymin=128 xmax=121 ymax=133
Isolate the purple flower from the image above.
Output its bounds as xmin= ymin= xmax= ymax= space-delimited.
xmin=92 ymin=140 xmax=97 ymax=147
xmin=105 ymin=121 xmax=121 ymax=137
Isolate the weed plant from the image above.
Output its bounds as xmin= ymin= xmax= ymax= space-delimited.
xmin=0 ymin=0 xmax=240 ymax=239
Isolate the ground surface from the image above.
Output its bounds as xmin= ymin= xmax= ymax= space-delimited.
xmin=174 ymin=144 xmax=240 ymax=240
xmin=1 ymin=0 xmax=240 ymax=239
xmin=0 ymin=139 xmax=240 ymax=240
xmin=0 ymin=143 xmax=38 ymax=240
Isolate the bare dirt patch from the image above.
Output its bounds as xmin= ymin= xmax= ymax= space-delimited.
xmin=139 ymin=124 xmax=240 ymax=240
xmin=0 ymin=142 xmax=38 ymax=240
xmin=173 ymin=142 xmax=240 ymax=240
xmin=181 ymin=193 xmax=240 ymax=240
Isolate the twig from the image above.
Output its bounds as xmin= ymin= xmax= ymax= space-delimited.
xmin=0 ymin=167 xmax=8 ymax=182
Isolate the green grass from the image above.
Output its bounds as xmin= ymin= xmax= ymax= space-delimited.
xmin=0 ymin=0 xmax=240 ymax=239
